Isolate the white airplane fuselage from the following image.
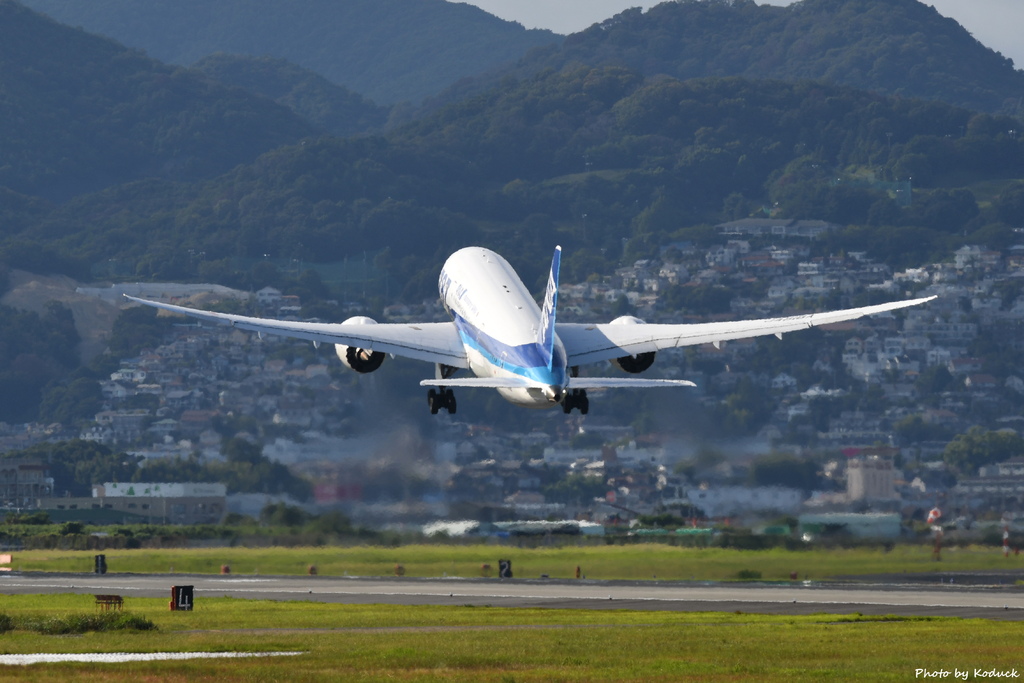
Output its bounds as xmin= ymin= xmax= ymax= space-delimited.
xmin=439 ymin=247 xmax=567 ymax=408
xmin=123 ymin=245 xmax=935 ymax=417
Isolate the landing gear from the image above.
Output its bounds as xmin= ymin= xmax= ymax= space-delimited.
xmin=562 ymin=389 xmax=589 ymax=415
xmin=427 ymin=388 xmax=457 ymax=415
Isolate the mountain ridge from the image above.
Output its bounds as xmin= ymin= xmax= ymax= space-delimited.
xmin=19 ymin=0 xmax=561 ymax=104
xmin=192 ymin=54 xmax=392 ymax=137
xmin=0 ymin=0 xmax=317 ymax=201
xmin=434 ymin=0 xmax=1024 ymax=117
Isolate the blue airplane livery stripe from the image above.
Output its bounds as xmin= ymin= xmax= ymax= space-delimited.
xmin=452 ymin=313 xmax=566 ymax=385
xmin=538 ymin=246 xmax=560 ymax=370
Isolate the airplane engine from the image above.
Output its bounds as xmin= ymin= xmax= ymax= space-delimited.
xmin=608 ymin=315 xmax=656 ymax=373
xmin=334 ymin=316 xmax=385 ymax=373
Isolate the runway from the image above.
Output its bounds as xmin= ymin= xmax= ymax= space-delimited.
xmin=3 ymin=572 xmax=1023 ymax=620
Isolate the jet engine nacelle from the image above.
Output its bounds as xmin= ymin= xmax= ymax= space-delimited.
xmin=334 ymin=316 xmax=385 ymax=373
xmin=609 ymin=315 xmax=656 ymax=374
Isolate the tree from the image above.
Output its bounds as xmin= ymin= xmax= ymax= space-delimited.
xmin=747 ymin=454 xmax=820 ymax=492
xmin=541 ymin=474 xmax=607 ymax=506
xmin=223 ymin=437 xmax=263 ymax=465
xmin=995 ymin=182 xmax=1024 ymax=226
xmin=258 ymin=502 xmax=310 ymax=527
xmin=915 ymin=365 xmax=954 ymax=395
xmin=307 ymin=510 xmax=354 ymax=535
xmin=942 ymin=427 xmax=1024 ymax=474
xmin=107 ymin=306 xmax=173 ymax=359
xmin=910 ymin=189 xmax=979 ymax=233
xmin=38 ymin=377 xmax=104 ymax=425
xmin=893 ymin=414 xmax=951 ymax=445
xmin=5 ymin=440 xmax=142 ymax=497
xmin=716 ymin=377 xmax=773 ymax=436
xmin=0 ymin=302 xmax=82 ymax=422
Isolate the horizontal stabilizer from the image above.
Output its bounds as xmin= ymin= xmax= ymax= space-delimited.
xmin=568 ymin=377 xmax=696 ymax=389
xmin=421 ymin=377 xmax=696 ymax=389
xmin=419 ymin=377 xmax=535 ymax=389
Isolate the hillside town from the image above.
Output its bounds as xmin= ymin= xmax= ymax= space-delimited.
xmin=3 ymin=219 xmax=1024 ymax=536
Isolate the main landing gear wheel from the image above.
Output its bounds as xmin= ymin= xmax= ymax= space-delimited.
xmin=562 ymin=389 xmax=589 ymax=415
xmin=427 ymin=388 xmax=456 ymax=415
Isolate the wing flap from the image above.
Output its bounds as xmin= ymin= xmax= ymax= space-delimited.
xmin=124 ymin=295 xmax=468 ymax=367
xmin=559 ymin=295 xmax=935 ymax=365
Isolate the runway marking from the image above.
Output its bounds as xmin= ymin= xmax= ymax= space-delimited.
xmin=0 ymin=652 xmax=303 ymax=666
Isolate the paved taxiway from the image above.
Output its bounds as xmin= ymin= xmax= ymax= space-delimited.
xmin=3 ymin=572 xmax=1023 ymax=620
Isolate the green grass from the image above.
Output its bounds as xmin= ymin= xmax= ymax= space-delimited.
xmin=0 ymin=595 xmax=1019 ymax=681
xmin=7 ymin=543 xmax=1021 ymax=581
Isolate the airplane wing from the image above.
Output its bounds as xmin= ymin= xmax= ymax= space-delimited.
xmin=123 ymin=295 xmax=469 ymax=368
xmin=557 ymin=295 xmax=936 ymax=366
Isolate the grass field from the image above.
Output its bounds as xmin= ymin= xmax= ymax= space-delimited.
xmin=0 ymin=595 xmax=1021 ymax=681
xmin=7 ymin=543 xmax=1022 ymax=581
xmin=2 ymin=544 xmax=1023 ymax=680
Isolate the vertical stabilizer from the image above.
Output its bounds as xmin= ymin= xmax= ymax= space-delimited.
xmin=538 ymin=246 xmax=561 ymax=370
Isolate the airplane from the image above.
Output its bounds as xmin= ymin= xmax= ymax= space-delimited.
xmin=125 ymin=246 xmax=935 ymax=415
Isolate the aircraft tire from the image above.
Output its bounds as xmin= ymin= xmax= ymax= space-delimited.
xmin=428 ymin=389 xmax=440 ymax=415
xmin=445 ymin=389 xmax=457 ymax=415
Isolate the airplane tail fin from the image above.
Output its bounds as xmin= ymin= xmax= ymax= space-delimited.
xmin=538 ymin=246 xmax=561 ymax=370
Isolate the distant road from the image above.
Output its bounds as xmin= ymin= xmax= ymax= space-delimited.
xmin=3 ymin=572 xmax=1023 ymax=620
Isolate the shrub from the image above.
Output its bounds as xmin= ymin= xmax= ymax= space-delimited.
xmin=17 ymin=612 xmax=157 ymax=635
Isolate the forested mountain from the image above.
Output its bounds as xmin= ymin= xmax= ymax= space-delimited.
xmin=443 ymin=0 xmax=1024 ymax=116
xmin=15 ymin=68 xmax=1023 ymax=295
xmin=0 ymin=0 xmax=316 ymax=201
xmin=192 ymin=54 xmax=391 ymax=138
xmin=0 ymin=301 xmax=80 ymax=422
xmin=0 ymin=1 xmax=1022 ymax=429
xmin=20 ymin=0 xmax=560 ymax=104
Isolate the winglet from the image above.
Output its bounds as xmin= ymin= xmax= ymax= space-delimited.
xmin=538 ymin=245 xmax=561 ymax=370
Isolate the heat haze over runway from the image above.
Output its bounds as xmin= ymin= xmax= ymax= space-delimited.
xmin=3 ymin=573 xmax=1022 ymax=621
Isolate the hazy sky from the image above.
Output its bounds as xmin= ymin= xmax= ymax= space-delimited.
xmin=459 ymin=0 xmax=1024 ymax=70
